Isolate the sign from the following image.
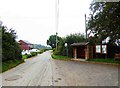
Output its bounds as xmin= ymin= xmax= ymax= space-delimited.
xmin=96 ymin=45 xmax=101 ymax=53
xmin=102 ymin=45 xmax=107 ymax=54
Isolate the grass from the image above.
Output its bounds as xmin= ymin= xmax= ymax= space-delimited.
xmin=87 ymin=58 xmax=120 ymax=64
xmin=22 ymin=55 xmax=27 ymax=59
xmin=2 ymin=53 xmax=38 ymax=73
xmin=22 ymin=52 xmax=38 ymax=60
xmin=52 ymin=54 xmax=72 ymax=61
xmin=52 ymin=54 xmax=120 ymax=64
xmin=2 ymin=59 xmax=24 ymax=72
xmin=2 ymin=51 xmax=44 ymax=73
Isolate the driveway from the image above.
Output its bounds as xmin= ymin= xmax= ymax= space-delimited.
xmin=1 ymin=50 xmax=118 ymax=86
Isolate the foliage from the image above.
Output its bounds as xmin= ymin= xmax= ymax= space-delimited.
xmin=47 ymin=35 xmax=62 ymax=48
xmin=39 ymin=48 xmax=49 ymax=54
xmin=53 ymin=37 xmax=66 ymax=55
xmin=52 ymin=48 xmax=56 ymax=52
xmin=31 ymin=52 xmax=37 ymax=56
xmin=87 ymin=58 xmax=120 ymax=64
xmin=22 ymin=54 xmax=34 ymax=60
xmin=2 ymin=59 xmax=24 ymax=72
xmin=65 ymin=33 xmax=86 ymax=57
xmin=22 ymin=52 xmax=38 ymax=60
xmin=53 ymin=33 xmax=86 ymax=57
xmin=65 ymin=33 xmax=85 ymax=44
xmin=52 ymin=54 xmax=72 ymax=61
xmin=26 ymin=54 xmax=32 ymax=58
xmin=22 ymin=55 xmax=28 ymax=59
xmin=87 ymin=2 xmax=120 ymax=46
xmin=1 ymin=21 xmax=22 ymax=62
xmin=22 ymin=49 xmax=49 ymax=60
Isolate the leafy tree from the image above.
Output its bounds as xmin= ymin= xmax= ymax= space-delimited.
xmin=87 ymin=2 xmax=120 ymax=45
xmin=54 ymin=37 xmax=66 ymax=55
xmin=1 ymin=21 xmax=22 ymax=62
xmin=53 ymin=33 xmax=86 ymax=57
xmin=47 ymin=35 xmax=61 ymax=48
xmin=65 ymin=33 xmax=85 ymax=45
xmin=65 ymin=33 xmax=86 ymax=57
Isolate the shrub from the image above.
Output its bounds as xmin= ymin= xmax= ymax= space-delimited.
xmin=31 ymin=52 xmax=37 ymax=56
xmin=22 ymin=55 xmax=27 ymax=59
xmin=27 ymin=54 xmax=32 ymax=58
xmin=51 ymin=33 xmax=85 ymax=57
xmin=39 ymin=49 xmax=48 ymax=54
xmin=2 ymin=59 xmax=24 ymax=72
xmin=53 ymin=48 xmax=56 ymax=52
xmin=53 ymin=50 xmax=60 ymax=55
xmin=2 ymin=24 xmax=22 ymax=62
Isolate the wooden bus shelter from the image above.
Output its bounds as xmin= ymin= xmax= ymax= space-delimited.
xmin=71 ymin=42 xmax=93 ymax=60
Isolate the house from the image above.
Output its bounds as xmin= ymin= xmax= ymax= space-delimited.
xmin=18 ymin=40 xmax=33 ymax=50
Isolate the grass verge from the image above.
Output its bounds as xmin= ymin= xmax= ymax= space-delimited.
xmin=2 ymin=59 xmax=24 ymax=72
xmin=22 ymin=55 xmax=27 ymax=59
xmin=87 ymin=58 xmax=120 ymax=64
xmin=52 ymin=54 xmax=72 ymax=61
xmin=22 ymin=52 xmax=38 ymax=60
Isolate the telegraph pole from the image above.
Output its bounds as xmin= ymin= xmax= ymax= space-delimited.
xmin=85 ymin=14 xmax=87 ymax=39
xmin=56 ymin=0 xmax=59 ymax=50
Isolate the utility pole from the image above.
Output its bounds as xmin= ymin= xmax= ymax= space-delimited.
xmin=55 ymin=0 xmax=59 ymax=50
xmin=56 ymin=32 xmax=58 ymax=50
xmin=85 ymin=14 xmax=87 ymax=39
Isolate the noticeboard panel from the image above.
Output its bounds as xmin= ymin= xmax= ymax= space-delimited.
xmin=96 ymin=45 xmax=101 ymax=53
xmin=102 ymin=45 xmax=107 ymax=54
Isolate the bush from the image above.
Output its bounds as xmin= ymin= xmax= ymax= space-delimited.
xmin=31 ymin=52 xmax=37 ymax=56
xmin=2 ymin=59 xmax=24 ymax=72
xmin=52 ymin=54 xmax=72 ymax=60
xmin=39 ymin=49 xmax=48 ymax=54
xmin=53 ymin=50 xmax=60 ymax=55
xmin=51 ymin=33 xmax=85 ymax=57
xmin=53 ymin=48 xmax=56 ymax=52
xmin=27 ymin=54 xmax=32 ymax=58
xmin=22 ymin=52 xmax=38 ymax=60
xmin=22 ymin=55 xmax=27 ymax=59
xmin=2 ymin=24 xmax=22 ymax=62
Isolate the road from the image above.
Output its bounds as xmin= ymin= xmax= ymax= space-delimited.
xmin=1 ymin=50 xmax=119 ymax=86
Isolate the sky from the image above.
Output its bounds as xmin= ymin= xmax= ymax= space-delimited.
xmin=0 ymin=0 xmax=92 ymax=46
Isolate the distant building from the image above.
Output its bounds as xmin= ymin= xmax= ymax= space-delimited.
xmin=18 ymin=40 xmax=33 ymax=50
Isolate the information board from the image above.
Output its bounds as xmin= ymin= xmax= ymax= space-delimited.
xmin=102 ymin=45 xmax=107 ymax=54
xmin=96 ymin=45 xmax=101 ymax=53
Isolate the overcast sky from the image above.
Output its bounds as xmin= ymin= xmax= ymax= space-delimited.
xmin=0 ymin=0 xmax=92 ymax=46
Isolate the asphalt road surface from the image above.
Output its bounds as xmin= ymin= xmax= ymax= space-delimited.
xmin=1 ymin=50 xmax=119 ymax=86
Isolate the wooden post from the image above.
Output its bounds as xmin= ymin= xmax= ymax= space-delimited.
xmin=74 ymin=47 xmax=77 ymax=59
xmin=85 ymin=45 xmax=89 ymax=60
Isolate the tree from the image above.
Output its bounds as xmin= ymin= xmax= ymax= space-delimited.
xmin=1 ymin=21 xmax=22 ymax=61
xmin=47 ymin=35 xmax=61 ymax=48
xmin=87 ymin=2 xmax=120 ymax=45
xmin=65 ymin=33 xmax=85 ymax=45
xmin=53 ymin=33 xmax=86 ymax=57
xmin=65 ymin=33 xmax=86 ymax=57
